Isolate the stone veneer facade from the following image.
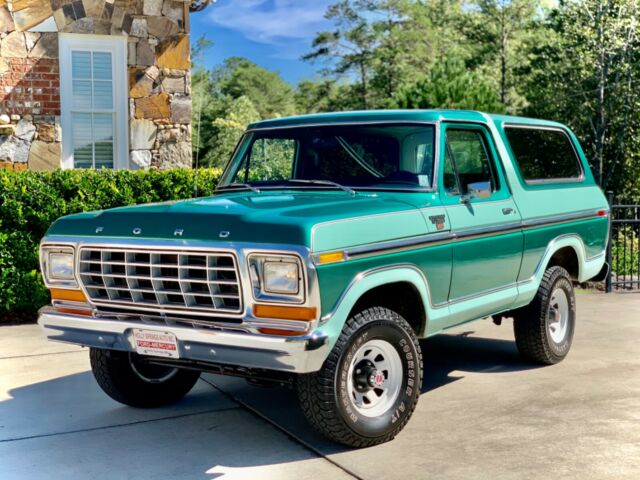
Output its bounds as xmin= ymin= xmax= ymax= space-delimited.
xmin=0 ymin=0 xmax=194 ymax=171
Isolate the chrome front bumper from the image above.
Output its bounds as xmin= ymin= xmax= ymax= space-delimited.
xmin=37 ymin=307 xmax=330 ymax=373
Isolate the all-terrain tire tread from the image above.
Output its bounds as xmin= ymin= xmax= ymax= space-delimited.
xmin=297 ymin=307 xmax=423 ymax=448
xmin=512 ymin=266 xmax=573 ymax=365
xmin=89 ymin=348 xmax=200 ymax=408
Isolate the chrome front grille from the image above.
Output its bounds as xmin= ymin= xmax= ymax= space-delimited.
xmin=78 ymin=247 xmax=242 ymax=314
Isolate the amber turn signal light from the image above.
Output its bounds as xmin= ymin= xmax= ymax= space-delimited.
xmin=50 ymin=288 xmax=88 ymax=303
xmin=317 ymin=251 xmax=346 ymax=265
xmin=253 ymin=304 xmax=317 ymax=321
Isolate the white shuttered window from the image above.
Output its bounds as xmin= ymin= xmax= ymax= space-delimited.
xmin=60 ymin=35 xmax=128 ymax=170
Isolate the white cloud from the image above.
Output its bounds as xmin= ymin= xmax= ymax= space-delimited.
xmin=207 ymin=0 xmax=334 ymax=45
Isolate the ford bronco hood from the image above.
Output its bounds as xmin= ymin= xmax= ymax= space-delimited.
xmin=46 ymin=190 xmax=431 ymax=251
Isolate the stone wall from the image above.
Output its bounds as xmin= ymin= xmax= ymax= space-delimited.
xmin=0 ymin=30 xmax=61 ymax=171
xmin=0 ymin=0 xmax=193 ymax=171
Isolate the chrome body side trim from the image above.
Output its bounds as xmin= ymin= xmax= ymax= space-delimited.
xmin=454 ymin=221 xmax=523 ymax=239
xmin=520 ymin=209 xmax=605 ymax=228
xmin=38 ymin=308 xmax=329 ymax=373
xmin=325 ymin=209 xmax=607 ymax=261
xmin=346 ymin=231 xmax=453 ymax=258
xmin=320 ymin=237 xmax=606 ymax=332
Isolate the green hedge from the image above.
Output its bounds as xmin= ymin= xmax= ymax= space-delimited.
xmin=611 ymin=230 xmax=639 ymax=277
xmin=0 ymin=168 xmax=222 ymax=324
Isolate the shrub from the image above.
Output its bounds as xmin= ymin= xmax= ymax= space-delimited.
xmin=0 ymin=168 xmax=222 ymax=324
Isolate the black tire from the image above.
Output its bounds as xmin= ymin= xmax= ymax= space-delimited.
xmin=297 ymin=307 xmax=423 ymax=448
xmin=513 ymin=266 xmax=576 ymax=365
xmin=89 ymin=348 xmax=201 ymax=408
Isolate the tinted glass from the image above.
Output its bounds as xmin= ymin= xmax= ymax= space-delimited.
xmin=444 ymin=129 xmax=497 ymax=196
xmin=244 ymin=138 xmax=296 ymax=182
xmin=505 ymin=127 xmax=582 ymax=182
xmin=226 ymin=125 xmax=435 ymax=190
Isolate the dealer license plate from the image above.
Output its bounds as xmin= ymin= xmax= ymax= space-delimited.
xmin=132 ymin=329 xmax=180 ymax=359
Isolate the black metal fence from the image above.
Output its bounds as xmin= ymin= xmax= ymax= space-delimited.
xmin=606 ymin=192 xmax=640 ymax=292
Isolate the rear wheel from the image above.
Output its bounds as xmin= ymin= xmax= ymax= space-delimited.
xmin=89 ymin=348 xmax=200 ymax=408
xmin=297 ymin=307 xmax=423 ymax=447
xmin=513 ymin=266 xmax=576 ymax=365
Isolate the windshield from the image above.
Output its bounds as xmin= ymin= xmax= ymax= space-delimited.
xmin=219 ymin=124 xmax=435 ymax=191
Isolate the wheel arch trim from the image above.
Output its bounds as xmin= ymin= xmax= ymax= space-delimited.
xmin=533 ymin=234 xmax=604 ymax=284
xmin=320 ymin=264 xmax=439 ymax=341
xmin=514 ymin=234 xmax=605 ymax=307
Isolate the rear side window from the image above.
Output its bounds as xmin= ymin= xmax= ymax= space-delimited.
xmin=504 ymin=127 xmax=582 ymax=183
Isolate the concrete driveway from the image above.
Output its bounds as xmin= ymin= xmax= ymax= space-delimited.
xmin=1 ymin=293 xmax=639 ymax=480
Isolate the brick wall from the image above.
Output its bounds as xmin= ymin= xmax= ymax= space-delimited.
xmin=0 ymin=57 xmax=60 ymax=117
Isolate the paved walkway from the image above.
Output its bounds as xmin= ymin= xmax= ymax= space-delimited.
xmin=1 ymin=293 xmax=639 ymax=479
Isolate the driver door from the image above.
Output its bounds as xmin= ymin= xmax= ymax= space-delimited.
xmin=439 ymin=123 xmax=523 ymax=310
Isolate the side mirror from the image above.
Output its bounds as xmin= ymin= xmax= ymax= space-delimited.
xmin=467 ymin=181 xmax=492 ymax=199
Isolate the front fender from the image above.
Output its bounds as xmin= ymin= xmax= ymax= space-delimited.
xmin=317 ymin=264 xmax=448 ymax=350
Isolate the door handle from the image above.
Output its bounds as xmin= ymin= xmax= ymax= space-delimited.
xmin=502 ymin=208 xmax=515 ymax=215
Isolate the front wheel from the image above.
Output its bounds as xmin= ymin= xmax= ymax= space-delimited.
xmin=89 ymin=348 xmax=201 ymax=408
xmin=513 ymin=266 xmax=576 ymax=365
xmin=297 ymin=307 xmax=423 ymax=448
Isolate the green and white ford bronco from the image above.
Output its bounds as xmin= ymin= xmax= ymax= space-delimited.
xmin=38 ymin=110 xmax=609 ymax=447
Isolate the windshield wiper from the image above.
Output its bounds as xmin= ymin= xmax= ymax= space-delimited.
xmin=287 ymin=179 xmax=356 ymax=196
xmin=335 ymin=136 xmax=383 ymax=178
xmin=216 ymin=183 xmax=261 ymax=194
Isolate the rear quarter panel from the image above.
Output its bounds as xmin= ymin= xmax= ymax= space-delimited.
xmin=487 ymin=116 xmax=609 ymax=284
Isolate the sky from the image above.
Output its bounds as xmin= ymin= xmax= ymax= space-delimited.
xmin=190 ymin=0 xmax=335 ymax=85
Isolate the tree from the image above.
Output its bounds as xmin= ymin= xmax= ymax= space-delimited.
xmin=295 ymin=80 xmax=340 ymax=113
xmin=367 ymin=0 xmax=418 ymax=105
xmin=407 ymin=0 xmax=473 ymax=64
xmin=191 ymin=36 xmax=225 ymax=166
xmin=467 ymin=0 xmax=540 ymax=112
xmin=524 ymin=0 xmax=640 ymax=192
xmin=212 ymin=57 xmax=297 ymax=118
xmin=393 ymin=58 xmax=504 ymax=112
xmin=203 ymin=96 xmax=261 ymax=168
xmin=304 ymin=0 xmax=382 ymax=109
xmin=190 ymin=46 xmax=299 ymax=167
xmin=304 ymin=0 xmax=480 ymax=108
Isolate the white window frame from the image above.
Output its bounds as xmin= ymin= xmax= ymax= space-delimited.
xmin=59 ymin=34 xmax=129 ymax=170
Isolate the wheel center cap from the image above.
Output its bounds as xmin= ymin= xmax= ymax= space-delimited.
xmin=354 ymin=360 xmax=382 ymax=391
xmin=369 ymin=370 xmax=385 ymax=388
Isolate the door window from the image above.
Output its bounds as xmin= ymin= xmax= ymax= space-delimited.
xmin=443 ymin=129 xmax=498 ymax=197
